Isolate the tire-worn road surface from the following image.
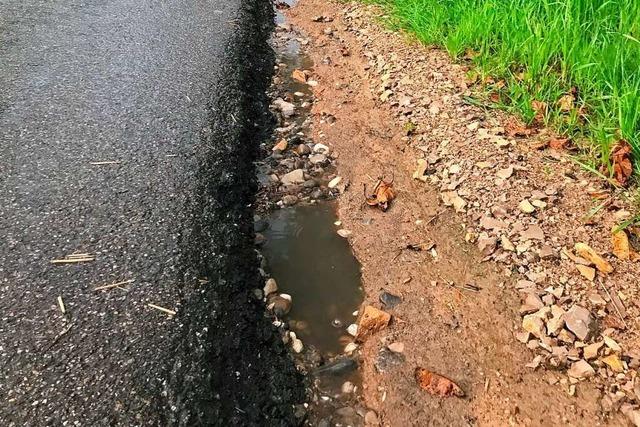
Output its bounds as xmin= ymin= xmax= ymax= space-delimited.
xmin=0 ymin=0 xmax=303 ymax=425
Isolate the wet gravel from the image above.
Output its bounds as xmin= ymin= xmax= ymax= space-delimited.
xmin=0 ymin=0 xmax=303 ymax=425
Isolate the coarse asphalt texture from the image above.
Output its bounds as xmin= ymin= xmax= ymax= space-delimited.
xmin=0 ymin=0 xmax=304 ymax=425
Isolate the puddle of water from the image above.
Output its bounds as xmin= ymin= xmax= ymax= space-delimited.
xmin=262 ymin=203 xmax=363 ymax=355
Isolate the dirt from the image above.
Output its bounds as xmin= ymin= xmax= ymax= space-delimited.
xmin=281 ymin=0 xmax=635 ymax=425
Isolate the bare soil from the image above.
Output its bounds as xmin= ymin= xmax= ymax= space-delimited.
xmin=284 ymin=0 xmax=635 ymax=425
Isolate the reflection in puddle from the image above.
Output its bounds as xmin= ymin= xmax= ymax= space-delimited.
xmin=262 ymin=203 xmax=363 ymax=355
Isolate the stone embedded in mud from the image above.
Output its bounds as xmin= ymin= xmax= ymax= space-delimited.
xmin=312 ymin=143 xmax=330 ymax=154
xmin=375 ymin=347 xmax=405 ymax=372
xmin=387 ymin=341 xmax=404 ymax=353
xmin=519 ymin=199 xmax=536 ymax=214
xmin=564 ymin=305 xmax=596 ymax=341
xmin=328 ymin=176 xmax=342 ymax=189
xmin=347 ymin=323 xmax=358 ymax=336
xmin=309 ymin=153 xmax=327 ymax=165
xmin=264 ymin=278 xmax=278 ymax=296
xmin=272 ymin=139 xmax=288 ymax=152
xmin=477 ymin=233 xmax=497 ymax=256
xmin=519 ymin=292 xmax=544 ymax=315
xmin=520 ymin=225 xmax=545 ymax=241
xmin=281 ymin=169 xmax=305 ymax=185
xmin=282 ymin=195 xmax=299 ymax=206
xmin=337 ymin=229 xmax=352 ymax=238
xmin=355 ymin=305 xmax=391 ymax=343
xmin=583 ymin=341 xmax=604 ymax=360
xmin=292 ymin=338 xmax=304 ymax=353
xmin=480 ymin=215 xmax=507 ymax=230
xmin=313 ymin=357 xmax=357 ymax=376
xmin=522 ymin=314 xmax=546 ymax=338
xmin=379 ymin=291 xmax=402 ymax=308
xmin=273 ymin=98 xmax=295 ymax=118
xmin=344 ymin=342 xmax=358 ymax=354
xmin=296 ymin=143 xmax=311 ymax=155
xmin=267 ymin=294 xmax=292 ymax=317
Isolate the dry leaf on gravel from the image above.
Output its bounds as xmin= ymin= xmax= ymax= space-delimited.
xmin=612 ymin=227 xmax=631 ymax=260
xmin=365 ymin=176 xmax=396 ymax=211
xmin=549 ymin=138 xmax=569 ymax=150
xmin=292 ymin=69 xmax=307 ymax=83
xmin=414 ymin=368 xmax=464 ymax=397
xmin=505 ymin=117 xmax=534 ymax=137
xmin=574 ymin=242 xmax=613 ymax=274
xmin=610 ymin=140 xmax=633 ymax=186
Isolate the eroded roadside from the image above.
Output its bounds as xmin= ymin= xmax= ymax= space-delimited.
xmin=271 ymin=0 xmax=638 ymax=425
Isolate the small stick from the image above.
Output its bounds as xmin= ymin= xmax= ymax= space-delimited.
xmin=94 ymin=279 xmax=134 ymax=291
xmin=90 ymin=161 xmax=120 ymax=165
xmin=67 ymin=253 xmax=92 ymax=258
xmin=598 ymin=279 xmax=628 ymax=329
xmin=51 ymin=257 xmax=94 ymax=264
xmin=148 ymin=303 xmax=177 ymax=316
xmin=57 ymin=296 xmax=66 ymax=314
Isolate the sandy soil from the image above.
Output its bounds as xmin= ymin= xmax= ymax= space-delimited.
xmin=284 ymin=0 xmax=634 ymax=425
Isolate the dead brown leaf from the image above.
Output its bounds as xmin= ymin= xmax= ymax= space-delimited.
xmin=292 ymin=69 xmax=307 ymax=83
xmin=612 ymin=227 xmax=631 ymax=260
xmin=610 ymin=140 xmax=633 ymax=186
xmin=415 ymin=367 xmax=464 ymax=397
xmin=574 ymin=242 xmax=613 ymax=274
xmin=549 ymin=137 xmax=569 ymax=150
xmin=558 ymin=94 xmax=575 ymax=112
xmin=365 ymin=176 xmax=395 ymax=211
xmin=531 ymin=100 xmax=547 ymax=123
xmin=505 ymin=117 xmax=534 ymax=137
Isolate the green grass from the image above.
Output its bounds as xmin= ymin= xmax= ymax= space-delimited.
xmin=368 ymin=0 xmax=640 ymax=178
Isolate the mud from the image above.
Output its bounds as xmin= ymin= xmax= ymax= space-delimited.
xmin=282 ymin=0 xmax=629 ymax=425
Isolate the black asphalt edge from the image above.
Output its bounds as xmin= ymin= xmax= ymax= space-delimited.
xmin=163 ymin=0 xmax=305 ymax=425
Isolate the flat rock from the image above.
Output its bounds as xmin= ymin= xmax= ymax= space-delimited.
xmin=477 ymin=234 xmax=497 ymax=256
xmin=273 ymin=98 xmax=295 ymax=117
xmin=568 ymin=359 xmax=595 ymax=379
xmin=564 ymin=305 xmax=596 ymax=341
xmin=388 ymin=342 xmax=404 ymax=353
xmin=519 ymin=293 xmax=544 ymax=315
xmin=263 ymin=278 xmax=278 ymax=296
xmin=520 ymin=225 xmax=545 ymax=240
xmin=602 ymin=354 xmax=624 ymax=372
xmin=583 ymin=341 xmax=603 ymax=360
xmin=519 ymin=199 xmax=536 ymax=213
xmin=522 ymin=314 xmax=546 ymax=338
xmin=309 ymin=153 xmax=327 ymax=165
xmin=328 ymin=176 xmax=342 ymax=188
xmin=480 ymin=215 xmax=507 ymax=230
xmin=281 ymin=169 xmax=305 ymax=185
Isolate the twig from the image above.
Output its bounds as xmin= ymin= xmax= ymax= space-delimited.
xmin=598 ymin=279 xmax=628 ymax=329
xmin=51 ymin=255 xmax=95 ymax=264
xmin=148 ymin=303 xmax=177 ymax=316
xmin=57 ymin=296 xmax=66 ymax=314
xmin=94 ymin=279 xmax=135 ymax=291
xmin=45 ymin=323 xmax=74 ymax=352
xmin=89 ymin=161 xmax=120 ymax=165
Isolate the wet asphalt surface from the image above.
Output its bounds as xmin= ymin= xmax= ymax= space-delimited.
xmin=0 ymin=0 xmax=303 ymax=425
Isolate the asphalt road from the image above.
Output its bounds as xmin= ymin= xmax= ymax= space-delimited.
xmin=0 ymin=0 xmax=303 ymax=425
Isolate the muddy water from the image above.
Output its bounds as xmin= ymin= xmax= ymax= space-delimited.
xmin=262 ymin=203 xmax=364 ymax=355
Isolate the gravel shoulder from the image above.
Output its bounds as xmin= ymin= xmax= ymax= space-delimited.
xmin=284 ymin=0 xmax=636 ymax=425
xmin=0 ymin=0 xmax=303 ymax=425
